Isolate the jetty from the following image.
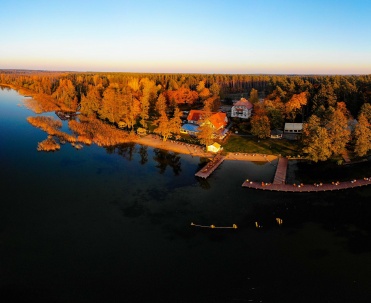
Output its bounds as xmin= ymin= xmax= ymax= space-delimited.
xmin=195 ymin=155 xmax=225 ymax=179
xmin=242 ymin=178 xmax=371 ymax=192
xmin=242 ymin=154 xmax=371 ymax=192
xmin=191 ymin=222 xmax=238 ymax=229
xmin=273 ymin=157 xmax=288 ymax=184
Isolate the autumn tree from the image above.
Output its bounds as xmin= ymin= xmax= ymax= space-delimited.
xmin=138 ymin=78 xmax=158 ymax=128
xmin=166 ymin=87 xmax=198 ymax=105
xmin=203 ymin=96 xmax=220 ymax=112
xmin=209 ymin=82 xmax=220 ymax=97
xmin=312 ymin=84 xmax=337 ymax=113
xmin=302 ymin=115 xmax=332 ymax=162
xmin=197 ymin=106 xmax=214 ymax=147
xmin=197 ymin=80 xmax=210 ymax=100
xmin=326 ymin=106 xmax=350 ymax=156
xmin=285 ymin=92 xmax=307 ymax=122
xmin=156 ymin=93 xmax=167 ymax=116
xmin=353 ymin=113 xmax=371 ymax=157
xmin=196 ymin=80 xmax=205 ymax=93
xmin=154 ymin=106 xmax=182 ymax=141
xmin=197 ymin=122 xmax=214 ymax=147
xmin=99 ymin=84 xmax=122 ymax=124
xmin=360 ymin=103 xmax=371 ymax=123
xmin=168 ymin=107 xmax=183 ymax=139
xmin=154 ymin=110 xmax=171 ymax=141
xmin=123 ymin=92 xmax=141 ymax=130
xmin=250 ymin=114 xmax=270 ymax=139
xmin=262 ymin=98 xmax=285 ymax=130
xmin=52 ymin=79 xmax=78 ymax=111
xmin=80 ymin=85 xmax=102 ymax=117
xmin=249 ymin=88 xmax=259 ymax=104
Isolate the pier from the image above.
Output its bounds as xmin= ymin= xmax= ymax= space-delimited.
xmin=273 ymin=157 xmax=288 ymax=184
xmin=242 ymin=178 xmax=371 ymax=192
xmin=195 ymin=155 xmax=225 ymax=179
xmin=242 ymin=155 xmax=371 ymax=192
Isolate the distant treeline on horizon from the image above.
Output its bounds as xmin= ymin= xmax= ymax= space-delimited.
xmin=1 ymin=68 xmax=370 ymax=112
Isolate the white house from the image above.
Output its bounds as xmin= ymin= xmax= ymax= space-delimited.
xmin=284 ymin=123 xmax=303 ymax=133
xmin=231 ymin=98 xmax=253 ymax=119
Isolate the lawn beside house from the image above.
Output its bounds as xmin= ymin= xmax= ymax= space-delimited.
xmin=223 ymin=134 xmax=300 ymax=156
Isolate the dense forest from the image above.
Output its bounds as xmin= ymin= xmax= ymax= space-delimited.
xmin=1 ymin=70 xmax=371 ymax=161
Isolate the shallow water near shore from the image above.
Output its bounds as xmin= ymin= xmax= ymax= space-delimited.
xmin=1 ymin=86 xmax=371 ymax=303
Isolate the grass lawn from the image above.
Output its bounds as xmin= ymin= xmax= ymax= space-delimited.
xmin=222 ymin=134 xmax=301 ymax=156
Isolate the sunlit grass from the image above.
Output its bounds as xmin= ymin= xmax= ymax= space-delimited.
xmin=27 ymin=116 xmax=76 ymax=143
xmin=23 ymin=94 xmax=60 ymax=114
xmin=69 ymin=116 xmax=137 ymax=147
xmin=223 ymin=134 xmax=300 ymax=156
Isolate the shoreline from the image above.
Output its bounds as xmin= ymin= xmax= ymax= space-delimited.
xmin=134 ymin=134 xmax=279 ymax=162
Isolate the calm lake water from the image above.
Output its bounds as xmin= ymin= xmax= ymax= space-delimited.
xmin=1 ymin=86 xmax=371 ymax=303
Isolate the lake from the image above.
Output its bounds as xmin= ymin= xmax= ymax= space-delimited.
xmin=1 ymin=86 xmax=371 ymax=303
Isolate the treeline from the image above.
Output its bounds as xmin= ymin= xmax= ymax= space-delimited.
xmin=1 ymin=70 xmax=371 ymax=161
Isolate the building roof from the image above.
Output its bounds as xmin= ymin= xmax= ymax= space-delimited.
xmin=208 ymin=142 xmax=221 ymax=149
xmin=234 ymin=98 xmax=253 ymax=109
xmin=284 ymin=123 xmax=303 ymax=130
xmin=187 ymin=110 xmax=227 ymax=129
xmin=208 ymin=112 xmax=228 ymax=129
xmin=187 ymin=110 xmax=205 ymax=122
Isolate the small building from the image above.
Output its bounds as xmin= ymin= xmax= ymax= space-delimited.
xmin=284 ymin=123 xmax=303 ymax=133
xmin=137 ymin=127 xmax=147 ymax=136
xmin=270 ymin=129 xmax=283 ymax=139
xmin=231 ymin=98 xmax=253 ymax=119
xmin=207 ymin=142 xmax=222 ymax=153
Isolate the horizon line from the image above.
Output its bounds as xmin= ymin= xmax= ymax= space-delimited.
xmin=0 ymin=68 xmax=370 ymax=77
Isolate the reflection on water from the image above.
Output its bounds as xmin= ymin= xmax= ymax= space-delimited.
xmin=153 ymin=148 xmax=182 ymax=175
xmin=1 ymin=87 xmax=371 ymax=303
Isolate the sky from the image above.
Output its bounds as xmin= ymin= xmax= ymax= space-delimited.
xmin=1 ymin=0 xmax=371 ymax=74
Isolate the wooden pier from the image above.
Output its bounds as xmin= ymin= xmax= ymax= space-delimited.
xmin=242 ymin=178 xmax=371 ymax=192
xmin=195 ymin=155 xmax=225 ymax=179
xmin=242 ymin=155 xmax=371 ymax=192
xmin=273 ymin=157 xmax=288 ymax=184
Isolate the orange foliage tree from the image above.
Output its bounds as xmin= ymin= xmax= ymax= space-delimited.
xmin=166 ymin=87 xmax=198 ymax=105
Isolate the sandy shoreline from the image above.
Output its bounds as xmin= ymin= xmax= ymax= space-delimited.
xmin=135 ymin=134 xmax=278 ymax=162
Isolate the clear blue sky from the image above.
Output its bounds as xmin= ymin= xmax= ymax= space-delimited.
xmin=1 ymin=0 xmax=370 ymax=74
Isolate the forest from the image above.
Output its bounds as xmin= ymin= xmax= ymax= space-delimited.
xmin=1 ymin=70 xmax=371 ymax=162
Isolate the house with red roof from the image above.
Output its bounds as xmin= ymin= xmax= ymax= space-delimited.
xmin=181 ymin=110 xmax=228 ymax=138
xmin=231 ymin=98 xmax=253 ymax=119
xmin=186 ymin=110 xmax=228 ymax=130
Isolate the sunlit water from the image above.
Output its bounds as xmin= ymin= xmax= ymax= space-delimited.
xmin=1 ymin=86 xmax=371 ymax=303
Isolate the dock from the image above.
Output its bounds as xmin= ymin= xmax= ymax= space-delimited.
xmin=242 ymin=178 xmax=371 ymax=192
xmin=242 ymin=155 xmax=371 ymax=192
xmin=195 ymin=155 xmax=225 ymax=179
xmin=273 ymin=157 xmax=288 ymax=184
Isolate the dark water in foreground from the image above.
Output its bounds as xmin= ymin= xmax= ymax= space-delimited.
xmin=1 ymin=87 xmax=371 ymax=303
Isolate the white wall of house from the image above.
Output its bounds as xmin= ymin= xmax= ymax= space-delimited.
xmin=231 ymin=106 xmax=252 ymax=119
